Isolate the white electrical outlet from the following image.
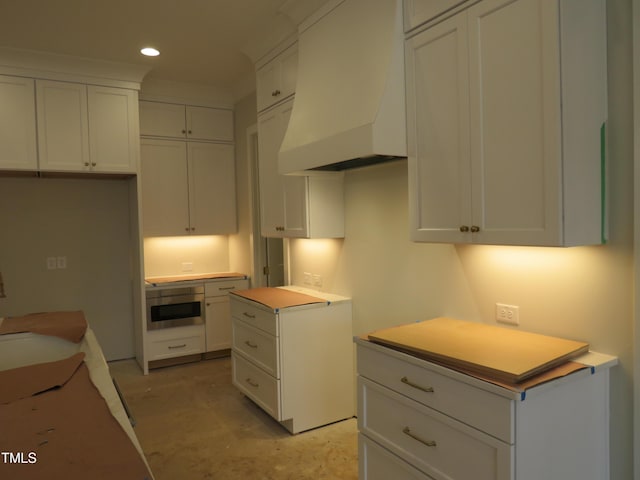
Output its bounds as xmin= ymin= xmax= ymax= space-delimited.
xmin=57 ymin=256 xmax=67 ymax=269
xmin=46 ymin=257 xmax=57 ymax=270
xmin=303 ymin=272 xmax=312 ymax=285
xmin=496 ymin=303 xmax=519 ymax=326
xmin=312 ymin=274 xmax=322 ymax=287
xmin=181 ymin=262 xmax=193 ymax=272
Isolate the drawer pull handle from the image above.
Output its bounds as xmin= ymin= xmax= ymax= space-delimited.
xmin=401 ymin=376 xmax=434 ymax=393
xmin=403 ymin=426 xmax=437 ymax=447
xmin=245 ymin=378 xmax=259 ymax=388
xmin=243 ymin=312 xmax=256 ymax=319
xmin=168 ymin=344 xmax=186 ymax=349
xmin=244 ymin=340 xmax=258 ymax=349
xmin=219 ymin=286 xmax=236 ymax=291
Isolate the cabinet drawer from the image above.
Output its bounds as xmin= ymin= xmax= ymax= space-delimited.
xmin=205 ymin=279 xmax=248 ymax=297
xmin=357 ymin=343 xmax=512 ymax=442
xmin=232 ymin=319 xmax=279 ymax=377
xmin=232 ymin=352 xmax=280 ymax=420
xmin=230 ymin=298 xmax=278 ymax=336
xmin=148 ymin=330 xmax=205 ymax=361
xmin=359 ymin=377 xmax=512 ymax=480
xmin=359 ymin=433 xmax=434 ymax=480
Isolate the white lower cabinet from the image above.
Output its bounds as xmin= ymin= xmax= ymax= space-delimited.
xmin=147 ymin=324 xmax=205 ymax=362
xmin=230 ymin=288 xmax=354 ymax=433
xmin=356 ymin=338 xmax=615 ymax=480
xmin=204 ymin=278 xmax=248 ymax=353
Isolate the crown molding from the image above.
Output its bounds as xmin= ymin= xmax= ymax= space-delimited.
xmin=0 ymin=47 xmax=150 ymax=89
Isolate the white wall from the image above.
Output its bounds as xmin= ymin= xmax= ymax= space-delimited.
xmin=288 ymin=0 xmax=634 ymax=476
xmin=0 ymin=176 xmax=136 ymax=361
xmin=143 ymin=236 xmax=230 ymax=277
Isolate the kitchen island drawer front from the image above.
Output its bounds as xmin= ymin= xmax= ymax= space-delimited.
xmin=148 ymin=330 xmax=205 ymax=361
xmin=359 ymin=433 xmax=434 ymax=480
xmin=232 ymin=352 xmax=280 ymax=420
xmin=358 ymin=342 xmax=513 ymax=442
xmin=230 ymin=299 xmax=277 ymax=336
xmin=359 ymin=377 xmax=512 ymax=480
xmin=232 ymin=319 xmax=279 ymax=377
xmin=205 ymin=279 xmax=248 ymax=297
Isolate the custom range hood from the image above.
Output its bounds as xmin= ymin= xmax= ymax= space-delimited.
xmin=278 ymin=0 xmax=406 ymax=174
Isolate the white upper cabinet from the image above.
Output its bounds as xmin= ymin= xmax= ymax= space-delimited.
xmin=140 ymin=139 xmax=189 ymax=236
xmin=36 ymin=80 xmax=89 ymax=172
xmin=0 ymin=75 xmax=38 ymax=171
xmin=139 ymin=101 xmax=233 ymax=142
xmin=36 ymin=80 xmax=138 ymax=174
xmin=257 ymin=99 xmax=344 ymax=239
xmin=87 ymin=85 xmax=139 ymax=173
xmin=187 ymin=142 xmax=237 ymax=234
xmin=140 ymin=139 xmax=236 ymax=237
xmin=406 ymin=0 xmax=607 ymax=246
xmin=256 ymin=43 xmax=298 ymax=113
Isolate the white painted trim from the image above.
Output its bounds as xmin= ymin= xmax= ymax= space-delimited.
xmin=254 ymin=33 xmax=298 ymax=71
xmin=139 ymin=77 xmax=234 ymax=109
xmin=247 ymin=123 xmax=265 ymax=287
xmin=0 ymin=47 xmax=149 ymax=90
xmin=633 ymin=0 xmax=640 ymax=477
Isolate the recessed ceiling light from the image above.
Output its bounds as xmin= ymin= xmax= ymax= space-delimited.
xmin=140 ymin=47 xmax=160 ymax=57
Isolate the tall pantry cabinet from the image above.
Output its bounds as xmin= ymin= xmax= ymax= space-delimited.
xmin=405 ymin=0 xmax=607 ymax=246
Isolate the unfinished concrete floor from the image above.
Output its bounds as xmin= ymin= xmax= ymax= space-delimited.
xmin=109 ymin=357 xmax=358 ymax=480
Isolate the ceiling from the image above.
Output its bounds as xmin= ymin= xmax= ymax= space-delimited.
xmin=0 ymin=0 xmax=322 ymax=94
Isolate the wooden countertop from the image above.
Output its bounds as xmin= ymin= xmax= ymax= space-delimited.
xmin=230 ymin=287 xmax=328 ymax=311
xmin=145 ymin=272 xmax=246 ymax=285
xmin=367 ymin=317 xmax=589 ymax=383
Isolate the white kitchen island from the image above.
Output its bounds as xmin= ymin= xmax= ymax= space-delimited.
xmin=230 ymin=286 xmax=354 ymax=434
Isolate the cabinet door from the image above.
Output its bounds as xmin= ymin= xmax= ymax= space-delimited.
xmin=36 ymin=80 xmax=89 ymax=172
xmin=256 ymin=59 xmax=279 ymax=113
xmin=87 ymin=86 xmax=139 ymax=173
xmin=256 ymin=43 xmax=297 ymax=112
xmin=140 ymin=139 xmax=190 ymax=236
xmin=406 ymin=13 xmax=471 ymax=243
xmin=186 ymin=106 xmax=234 ymax=142
xmin=467 ymin=0 xmax=561 ymax=245
xmin=205 ymin=295 xmax=232 ymax=351
xmin=282 ymin=175 xmax=309 ymax=237
xmin=0 ymin=75 xmax=37 ymax=171
xmin=258 ymin=100 xmax=291 ymax=237
xmin=139 ymin=101 xmax=186 ymax=138
xmin=187 ymin=142 xmax=237 ymax=234
xmin=279 ymin=44 xmax=298 ymax=102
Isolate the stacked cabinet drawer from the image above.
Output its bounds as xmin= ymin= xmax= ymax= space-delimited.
xmin=230 ymin=289 xmax=354 ymax=434
xmin=356 ymin=338 xmax=615 ymax=480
